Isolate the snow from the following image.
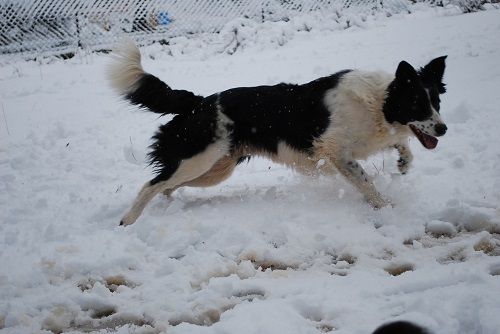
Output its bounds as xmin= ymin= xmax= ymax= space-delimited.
xmin=1 ymin=7 xmax=500 ymax=334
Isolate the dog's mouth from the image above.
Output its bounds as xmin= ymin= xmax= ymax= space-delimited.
xmin=409 ymin=124 xmax=438 ymax=149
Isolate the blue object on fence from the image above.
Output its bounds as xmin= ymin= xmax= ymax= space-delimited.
xmin=158 ymin=12 xmax=172 ymax=26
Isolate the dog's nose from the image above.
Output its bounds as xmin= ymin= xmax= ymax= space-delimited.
xmin=435 ymin=123 xmax=447 ymax=136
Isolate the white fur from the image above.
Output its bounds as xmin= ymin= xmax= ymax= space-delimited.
xmin=107 ymin=39 xmax=145 ymax=95
xmin=318 ymin=71 xmax=410 ymax=160
xmin=311 ymin=71 xmax=412 ymax=206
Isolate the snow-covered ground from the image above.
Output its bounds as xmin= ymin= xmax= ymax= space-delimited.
xmin=1 ymin=7 xmax=500 ymax=334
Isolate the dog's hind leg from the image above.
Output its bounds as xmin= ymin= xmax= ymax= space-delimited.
xmin=162 ymin=155 xmax=237 ymax=197
xmin=120 ymin=179 xmax=169 ymax=226
xmin=184 ymin=156 xmax=237 ymax=187
xmin=120 ymin=141 xmax=230 ymax=226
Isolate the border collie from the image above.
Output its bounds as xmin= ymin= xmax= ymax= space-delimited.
xmin=108 ymin=41 xmax=447 ymax=226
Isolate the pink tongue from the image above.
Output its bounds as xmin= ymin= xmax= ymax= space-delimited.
xmin=421 ymin=132 xmax=438 ymax=149
xmin=410 ymin=125 xmax=438 ymax=150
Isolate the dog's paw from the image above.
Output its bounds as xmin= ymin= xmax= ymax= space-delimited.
xmin=397 ymin=158 xmax=410 ymax=174
xmin=119 ymin=214 xmax=137 ymax=226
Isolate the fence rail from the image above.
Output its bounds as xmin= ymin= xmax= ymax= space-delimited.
xmin=0 ymin=0 xmax=489 ymax=58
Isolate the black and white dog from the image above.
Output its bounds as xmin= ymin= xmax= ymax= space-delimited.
xmin=108 ymin=41 xmax=447 ymax=226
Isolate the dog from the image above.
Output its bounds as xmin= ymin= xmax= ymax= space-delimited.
xmin=372 ymin=321 xmax=430 ymax=334
xmin=108 ymin=40 xmax=447 ymax=226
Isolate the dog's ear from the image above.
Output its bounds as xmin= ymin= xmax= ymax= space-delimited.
xmin=395 ymin=61 xmax=419 ymax=87
xmin=419 ymin=56 xmax=447 ymax=93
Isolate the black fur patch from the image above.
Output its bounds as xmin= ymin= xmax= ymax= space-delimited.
xmin=383 ymin=61 xmax=431 ymax=124
xmin=418 ymin=55 xmax=447 ymax=94
xmin=126 ymin=73 xmax=203 ymax=115
xmin=218 ymin=70 xmax=351 ymax=155
xmin=383 ymin=59 xmax=446 ymax=125
xmin=418 ymin=56 xmax=447 ymax=112
xmin=372 ymin=321 xmax=429 ymax=334
xmin=148 ymin=109 xmax=219 ymax=184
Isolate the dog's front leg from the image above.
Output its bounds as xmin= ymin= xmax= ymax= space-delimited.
xmin=394 ymin=143 xmax=413 ymax=174
xmin=333 ymin=158 xmax=389 ymax=209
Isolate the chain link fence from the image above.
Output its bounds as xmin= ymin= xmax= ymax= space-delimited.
xmin=0 ymin=0 xmax=492 ymax=59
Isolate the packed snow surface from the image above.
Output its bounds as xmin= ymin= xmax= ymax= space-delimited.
xmin=1 ymin=8 xmax=500 ymax=334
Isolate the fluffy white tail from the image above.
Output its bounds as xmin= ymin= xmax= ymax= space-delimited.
xmin=107 ymin=39 xmax=203 ymax=115
xmin=107 ymin=39 xmax=145 ymax=95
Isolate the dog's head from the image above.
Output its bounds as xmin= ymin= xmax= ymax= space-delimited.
xmin=383 ymin=56 xmax=448 ymax=149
